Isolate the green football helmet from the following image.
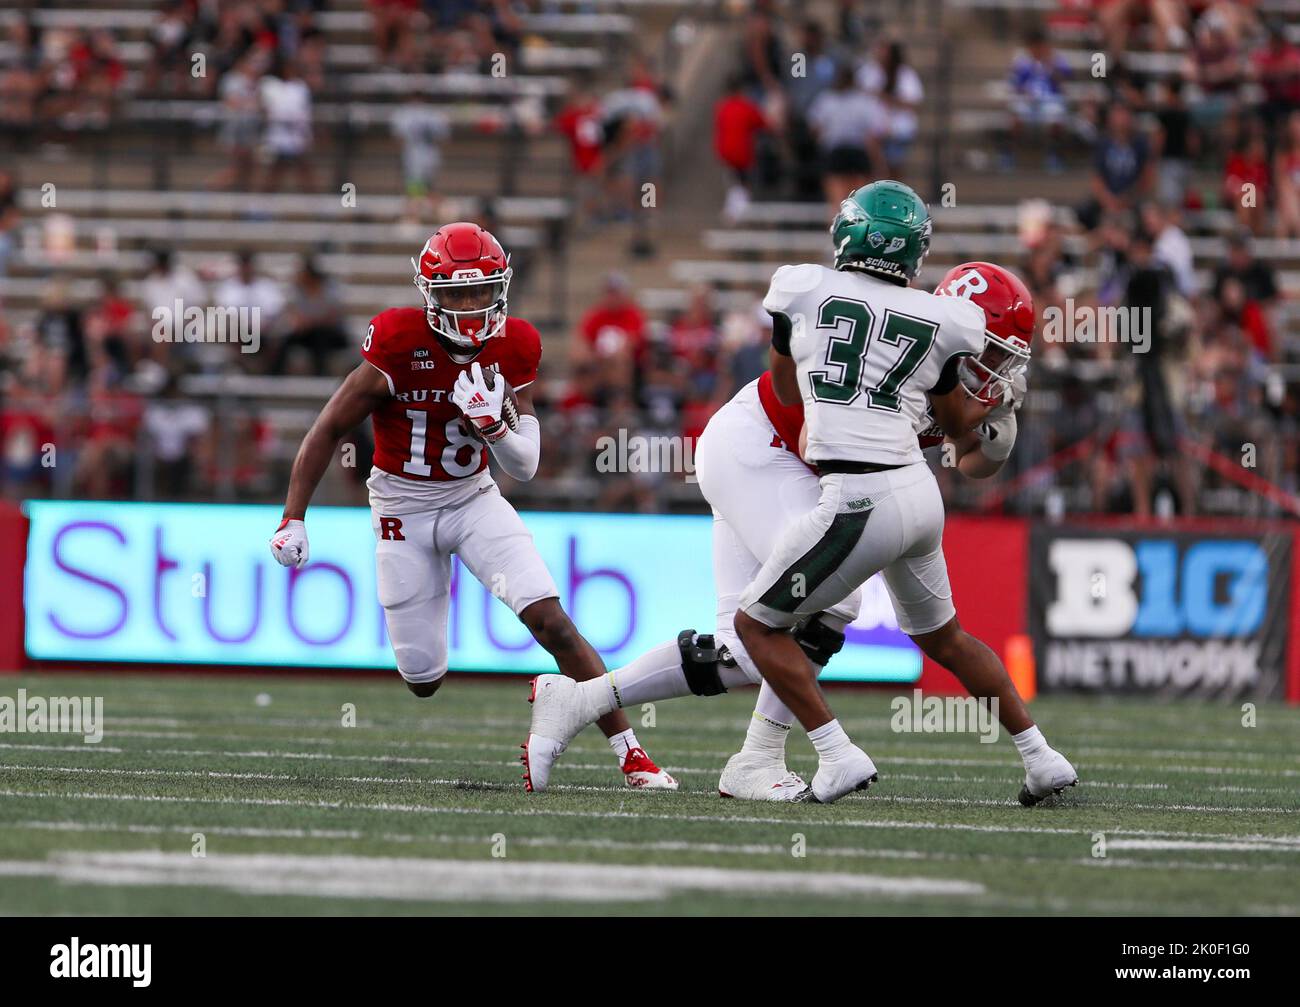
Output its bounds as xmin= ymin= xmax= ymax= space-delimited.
xmin=830 ymin=180 xmax=932 ymax=285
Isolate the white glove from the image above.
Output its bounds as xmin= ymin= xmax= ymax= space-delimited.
xmin=994 ymin=368 xmax=1028 ymax=417
xmin=270 ymin=518 xmax=309 ymax=568
xmin=451 ymin=361 xmax=507 ymax=442
xmin=976 ymin=410 xmax=1017 ymax=463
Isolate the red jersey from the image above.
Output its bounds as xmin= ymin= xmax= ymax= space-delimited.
xmin=361 ymin=307 xmax=540 ymax=481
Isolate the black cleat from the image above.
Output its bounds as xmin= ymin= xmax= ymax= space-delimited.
xmin=794 ymin=772 xmax=878 ymax=804
xmin=1018 ymin=777 xmax=1079 ymax=807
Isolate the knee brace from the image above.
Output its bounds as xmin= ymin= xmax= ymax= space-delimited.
xmin=677 ymin=629 xmax=736 ymax=697
xmin=793 ymin=614 xmax=846 ymax=668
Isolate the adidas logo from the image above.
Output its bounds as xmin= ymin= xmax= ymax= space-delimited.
xmin=467 ymin=392 xmax=488 ymax=408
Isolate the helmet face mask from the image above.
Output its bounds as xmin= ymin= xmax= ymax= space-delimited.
xmin=934 ymin=260 xmax=1036 ymax=406
xmin=413 ymin=269 xmax=510 ymax=349
xmin=412 ymin=223 xmax=512 ymax=350
xmin=960 ymin=332 xmax=1030 ymax=404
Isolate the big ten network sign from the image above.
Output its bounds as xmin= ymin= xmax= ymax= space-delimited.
xmin=1030 ymin=526 xmax=1293 ymax=699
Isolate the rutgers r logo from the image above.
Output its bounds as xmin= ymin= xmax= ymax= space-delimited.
xmin=379 ymin=517 xmax=405 ymax=541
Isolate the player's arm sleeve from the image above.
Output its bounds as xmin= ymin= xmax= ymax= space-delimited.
xmin=928 ymin=352 xmax=974 ymax=394
xmin=360 ymin=315 xmax=396 ymax=395
xmin=489 ymin=415 xmax=540 ymax=481
xmin=769 ymin=311 xmax=793 ymax=356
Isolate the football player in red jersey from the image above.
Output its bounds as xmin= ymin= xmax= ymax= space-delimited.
xmin=269 ymin=222 xmax=677 ymax=791
xmin=528 ymin=261 xmax=1076 ymax=804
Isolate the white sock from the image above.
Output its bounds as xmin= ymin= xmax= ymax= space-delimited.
xmin=742 ymin=710 xmax=790 ymax=758
xmin=590 ymin=641 xmax=691 ymax=713
xmin=1012 ymin=725 xmax=1049 ymax=768
xmin=807 ymin=719 xmax=852 ymax=759
xmin=608 ymin=728 xmax=640 ymax=761
xmin=753 ymin=679 xmax=795 ymax=727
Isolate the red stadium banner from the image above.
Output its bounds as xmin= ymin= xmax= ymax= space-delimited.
xmin=0 ymin=501 xmax=26 ymax=673
xmin=919 ymin=515 xmax=1030 ymax=696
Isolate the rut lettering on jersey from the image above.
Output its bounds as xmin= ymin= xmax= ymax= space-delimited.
xmin=361 ymin=307 xmax=540 ymax=481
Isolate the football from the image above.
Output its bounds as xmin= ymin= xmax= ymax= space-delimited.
xmin=460 ymin=367 xmax=520 ymax=442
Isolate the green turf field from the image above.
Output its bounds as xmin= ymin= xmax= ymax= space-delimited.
xmin=1 ymin=672 xmax=1298 ymax=916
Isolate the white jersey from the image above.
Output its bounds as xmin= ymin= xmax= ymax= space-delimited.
xmin=763 ymin=264 xmax=985 ymax=466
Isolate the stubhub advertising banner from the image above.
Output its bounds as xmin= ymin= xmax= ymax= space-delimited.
xmin=23 ymin=500 xmax=920 ymax=682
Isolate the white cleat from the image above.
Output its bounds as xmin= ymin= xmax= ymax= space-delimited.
xmin=805 ymin=744 xmax=878 ymax=804
xmin=1018 ymin=748 xmax=1079 ymax=806
xmin=521 ymin=674 xmax=598 ymax=793
xmin=717 ymin=752 xmax=809 ymax=801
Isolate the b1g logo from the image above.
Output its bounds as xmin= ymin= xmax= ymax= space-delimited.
xmin=1031 ymin=531 xmax=1289 ymax=699
xmin=1046 ymin=538 xmax=1267 ymax=638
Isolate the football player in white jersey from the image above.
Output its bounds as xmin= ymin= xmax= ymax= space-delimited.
xmin=524 ymin=184 xmax=1077 ymax=803
xmin=724 ymin=181 xmax=1077 ymax=803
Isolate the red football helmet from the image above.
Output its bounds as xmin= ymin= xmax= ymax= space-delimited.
xmin=933 ymin=261 xmax=1034 ymax=404
xmin=412 ymin=222 xmax=512 ymax=349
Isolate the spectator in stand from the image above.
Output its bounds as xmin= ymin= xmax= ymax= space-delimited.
xmin=1121 ymin=230 xmax=1197 ymax=517
xmin=138 ymin=248 xmax=207 ymax=352
xmin=391 ymin=88 xmax=451 ymax=226
xmin=1274 ymin=110 xmax=1300 ymax=238
xmin=714 ymin=74 xmax=768 ymax=222
xmin=785 ymin=20 xmax=838 ymax=202
xmin=1078 ymin=103 xmax=1153 ymax=231
xmin=1141 ymin=201 xmax=1197 ymax=298
xmin=856 ymin=40 xmax=923 ymax=176
xmin=259 ymin=58 xmax=315 ymax=193
xmin=740 ymin=0 xmax=784 ymax=98
xmin=1252 ymin=20 xmax=1300 ymax=143
xmin=213 ymin=251 xmax=285 ymax=372
xmin=1007 ymin=27 xmax=1070 ymax=173
xmin=1097 ymin=0 xmax=1191 ymax=55
xmin=274 ymin=256 xmax=348 ymax=376
xmin=667 ymin=286 xmax=721 ymax=398
xmin=554 ymin=77 xmax=607 ymax=227
xmin=601 ymin=58 xmax=666 ymax=257
xmin=368 ymin=0 xmax=421 ymax=63
xmin=1153 ymin=77 xmax=1196 ymax=206
xmin=807 ymin=64 xmax=883 ymax=211
xmin=212 ymin=50 xmax=264 ymax=191
xmin=573 ymin=272 xmax=647 ymax=394
xmin=142 ymin=371 xmax=211 ymax=498
xmin=73 ymin=354 xmax=141 ymax=499
xmin=1212 ymin=231 xmax=1279 ymax=358
xmin=1223 ymin=123 xmax=1271 ymax=233
xmin=1214 ymin=275 xmax=1274 ymax=361
xmin=0 ymin=16 xmax=44 ymax=130
xmin=1183 ymin=8 xmax=1248 ymax=141
xmin=145 ymin=0 xmax=195 ymax=96
xmin=0 ymin=170 xmax=19 ymax=278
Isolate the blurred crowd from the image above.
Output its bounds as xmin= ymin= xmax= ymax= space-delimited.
xmin=4 ymin=0 xmax=1300 ymax=519
xmin=998 ymin=2 xmax=1300 ymax=517
xmin=712 ymin=0 xmax=925 ymax=217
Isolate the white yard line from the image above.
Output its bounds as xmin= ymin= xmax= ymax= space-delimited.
xmin=6 ymin=762 xmax=1299 ymax=812
xmin=10 ymin=739 xmax=1300 ymax=784
xmin=0 ymin=851 xmax=985 ymax=902
xmin=5 ymin=820 xmax=1298 ymax=875
xmin=4 ymin=787 xmax=1300 ymax=841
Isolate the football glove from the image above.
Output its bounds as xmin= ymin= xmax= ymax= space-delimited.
xmin=270 ymin=518 xmax=309 ymax=569
xmin=452 ymin=361 xmax=507 ymax=443
xmin=977 ymin=410 xmax=1017 ymax=462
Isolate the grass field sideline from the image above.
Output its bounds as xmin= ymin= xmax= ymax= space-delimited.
xmin=1 ymin=672 xmax=1298 ymax=916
